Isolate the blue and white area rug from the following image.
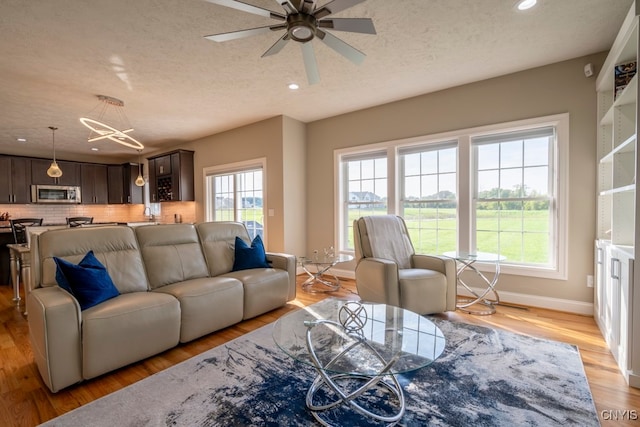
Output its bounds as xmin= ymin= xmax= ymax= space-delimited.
xmin=41 ymin=312 xmax=598 ymax=426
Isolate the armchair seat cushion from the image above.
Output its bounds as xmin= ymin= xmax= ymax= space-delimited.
xmin=398 ymin=269 xmax=447 ymax=314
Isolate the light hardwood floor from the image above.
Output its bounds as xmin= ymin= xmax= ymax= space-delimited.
xmin=0 ymin=277 xmax=638 ymax=426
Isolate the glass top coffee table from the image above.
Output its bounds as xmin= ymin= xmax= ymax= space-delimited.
xmin=273 ymin=298 xmax=445 ymax=426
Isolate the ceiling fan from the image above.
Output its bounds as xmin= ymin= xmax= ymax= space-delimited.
xmin=204 ymin=0 xmax=376 ymax=84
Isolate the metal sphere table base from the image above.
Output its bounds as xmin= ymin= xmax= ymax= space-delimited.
xmin=306 ymin=372 xmax=404 ymax=426
xmin=301 ymin=271 xmax=341 ymax=293
xmin=304 ymin=318 xmax=405 ymax=426
xmin=447 ymin=253 xmax=503 ymax=316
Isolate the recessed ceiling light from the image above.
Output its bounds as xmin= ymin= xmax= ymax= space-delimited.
xmin=17 ymin=138 xmax=26 ymax=143
xmin=516 ymin=0 xmax=537 ymax=10
xmin=288 ymin=83 xmax=299 ymax=90
xmin=91 ymin=147 xmax=99 ymax=151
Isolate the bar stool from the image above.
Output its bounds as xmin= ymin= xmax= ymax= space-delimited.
xmin=10 ymin=218 xmax=43 ymax=244
xmin=8 ymin=218 xmax=42 ymax=314
xmin=66 ymin=217 xmax=94 ymax=227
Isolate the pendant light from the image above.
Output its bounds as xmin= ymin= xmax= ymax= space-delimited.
xmin=135 ymin=150 xmax=145 ymax=187
xmin=80 ymin=95 xmax=144 ymax=150
xmin=46 ymin=126 xmax=63 ymax=178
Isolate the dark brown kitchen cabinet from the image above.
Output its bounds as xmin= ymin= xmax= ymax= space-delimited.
xmin=147 ymin=158 xmax=157 ymax=202
xmin=147 ymin=150 xmax=194 ymax=202
xmin=31 ymin=158 xmax=81 ymax=186
xmin=107 ymin=165 xmax=124 ymax=204
xmin=108 ymin=163 xmax=143 ymax=204
xmin=155 ymin=155 xmax=171 ymax=176
xmin=0 ymin=156 xmax=31 ymax=203
xmin=81 ymin=163 xmax=108 ymax=204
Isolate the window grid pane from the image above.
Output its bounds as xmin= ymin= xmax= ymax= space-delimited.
xmin=401 ymin=146 xmax=457 ymax=255
xmin=344 ymin=157 xmax=388 ymax=250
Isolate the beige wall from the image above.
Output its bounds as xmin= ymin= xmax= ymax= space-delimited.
xmin=174 ymin=116 xmax=300 ymax=254
xmin=282 ymin=116 xmax=307 ymax=257
xmin=306 ymin=52 xmax=606 ymax=306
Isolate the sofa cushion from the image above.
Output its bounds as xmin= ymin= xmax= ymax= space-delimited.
xmin=38 ymin=226 xmax=149 ymax=294
xmin=196 ymin=222 xmax=250 ymax=277
xmin=54 ymin=251 xmax=120 ymax=310
xmin=82 ymin=292 xmax=180 ymax=379
xmin=222 ymin=268 xmax=290 ymax=319
xmin=135 ymin=224 xmax=209 ymax=289
xmin=153 ymin=276 xmax=244 ymax=343
xmin=232 ymin=235 xmax=269 ymax=271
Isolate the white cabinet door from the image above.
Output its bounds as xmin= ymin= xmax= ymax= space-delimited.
xmin=609 ymin=246 xmax=634 ymax=377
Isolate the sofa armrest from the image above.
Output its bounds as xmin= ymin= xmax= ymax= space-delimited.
xmin=266 ymin=252 xmax=297 ymax=301
xmin=27 ymin=287 xmax=83 ymax=393
xmin=355 ymin=257 xmax=401 ymax=307
xmin=412 ymin=254 xmax=457 ymax=311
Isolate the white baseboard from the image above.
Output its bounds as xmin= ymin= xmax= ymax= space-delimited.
xmin=327 ymin=268 xmax=594 ymax=316
xmin=458 ymin=287 xmax=594 ymax=316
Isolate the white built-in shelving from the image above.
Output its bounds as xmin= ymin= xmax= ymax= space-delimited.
xmin=595 ymin=1 xmax=640 ymax=388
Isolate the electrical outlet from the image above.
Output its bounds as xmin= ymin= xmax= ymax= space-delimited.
xmin=587 ymin=275 xmax=594 ymax=288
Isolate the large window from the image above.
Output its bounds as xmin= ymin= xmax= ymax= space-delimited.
xmin=205 ymin=159 xmax=265 ymax=240
xmin=336 ymin=114 xmax=568 ymax=279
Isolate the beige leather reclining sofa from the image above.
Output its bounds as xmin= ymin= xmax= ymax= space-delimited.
xmin=27 ymin=222 xmax=296 ymax=393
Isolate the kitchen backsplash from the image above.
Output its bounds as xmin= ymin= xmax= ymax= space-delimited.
xmin=0 ymin=202 xmax=196 ymax=225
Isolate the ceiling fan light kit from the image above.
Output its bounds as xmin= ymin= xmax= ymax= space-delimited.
xmin=204 ymin=0 xmax=376 ymax=85
xmin=79 ymin=95 xmax=144 ymax=150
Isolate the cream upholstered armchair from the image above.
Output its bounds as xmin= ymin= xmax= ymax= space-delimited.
xmin=353 ymin=215 xmax=457 ymax=314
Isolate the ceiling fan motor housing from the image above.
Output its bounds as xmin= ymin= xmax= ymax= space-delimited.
xmin=287 ymin=13 xmax=317 ymax=42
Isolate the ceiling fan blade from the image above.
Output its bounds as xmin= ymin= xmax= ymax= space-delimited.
xmin=300 ymin=0 xmax=317 ymax=14
xmin=318 ymin=18 xmax=376 ymax=34
xmin=275 ymin=1 xmax=298 ymax=14
xmin=314 ymin=0 xmax=366 ymax=19
xmin=262 ymin=33 xmax=290 ymax=57
xmin=301 ymin=42 xmax=320 ymax=85
xmin=316 ymin=29 xmax=366 ymax=65
xmin=204 ymin=0 xmax=285 ymax=20
xmin=205 ymin=25 xmax=284 ymax=42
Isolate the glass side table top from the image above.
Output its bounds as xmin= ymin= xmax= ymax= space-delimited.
xmin=272 ymin=298 xmax=446 ymax=376
xmin=443 ymin=251 xmax=506 ymax=263
xmin=300 ymin=253 xmax=354 ymax=266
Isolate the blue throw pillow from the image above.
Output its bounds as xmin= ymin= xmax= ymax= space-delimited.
xmin=232 ymin=235 xmax=270 ymax=271
xmin=53 ymin=251 xmax=120 ymax=310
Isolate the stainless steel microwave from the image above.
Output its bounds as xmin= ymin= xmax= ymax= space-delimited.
xmin=31 ymin=185 xmax=82 ymax=204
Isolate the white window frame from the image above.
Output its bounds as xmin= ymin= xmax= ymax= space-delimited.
xmin=203 ymin=157 xmax=267 ymax=241
xmin=467 ymin=115 xmax=568 ymax=279
xmin=335 ymin=113 xmax=568 ymax=280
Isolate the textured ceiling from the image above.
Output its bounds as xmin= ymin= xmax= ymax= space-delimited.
xmin=0 ymin=0 xmax=633 ymax=162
